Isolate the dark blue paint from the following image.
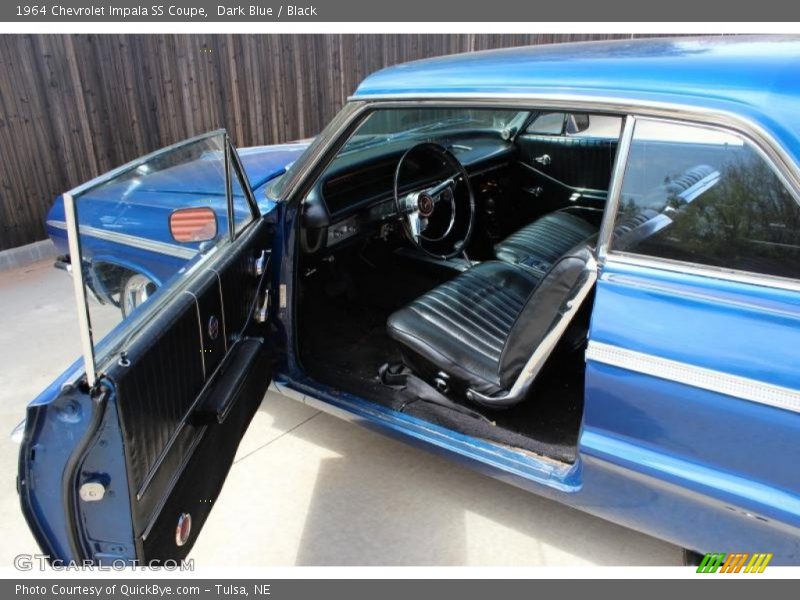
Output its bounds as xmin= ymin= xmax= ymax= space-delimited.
xmin=18 ymin=380 xmax=134 ymax=563
xmin=356 ymin=37 xmax=800 ymax=163
xmin=279 ymin=370 xmax=800 ymax=562
xmin=583 ymin=260 xmax=800 ymax=561
xmin=44 ymin=142 xmax=308 ymax=299
xmin=21 ymin=37 xmax=800 ymax=564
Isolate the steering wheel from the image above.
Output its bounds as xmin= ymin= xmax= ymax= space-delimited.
xmin=393 ymin=142 xmax=475 ymax=260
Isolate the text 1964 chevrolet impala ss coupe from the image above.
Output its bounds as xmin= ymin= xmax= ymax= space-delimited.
xmin=17 ymin=37 xmax=800 ymax=565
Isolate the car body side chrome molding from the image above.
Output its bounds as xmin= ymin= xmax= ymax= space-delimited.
xmin=47 ymin=219 xmax=198 ymax=260
xmin=604 ymin=252 xmax=800 ymax=294
xmin=586 ymin=341 xmax=800 ymax=415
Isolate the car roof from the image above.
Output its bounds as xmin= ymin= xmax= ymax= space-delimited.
xmin=353 ymin=36 xmax=800 ymax=161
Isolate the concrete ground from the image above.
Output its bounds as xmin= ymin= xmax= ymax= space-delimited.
xmin=0 ymin=259 xmax=682 ymax=567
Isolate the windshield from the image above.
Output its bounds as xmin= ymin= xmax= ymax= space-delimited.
xmin=340 ymin=108 xmax=526 ymax=154
xmin=268 ymin=106 xmax=527 ymax=199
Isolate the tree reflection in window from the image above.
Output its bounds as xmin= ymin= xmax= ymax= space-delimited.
xmin=614 ymin=126 xmax=800 ymax=280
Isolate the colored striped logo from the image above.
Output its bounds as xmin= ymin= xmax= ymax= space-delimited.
xmin=696 ymin=552 xmax=773 ymax=573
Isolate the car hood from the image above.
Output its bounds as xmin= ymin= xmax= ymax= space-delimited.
xmin=45 ymin=140 xmax=310 ymax=224
xmin=237 ymin=140 xmax=310 ymax=190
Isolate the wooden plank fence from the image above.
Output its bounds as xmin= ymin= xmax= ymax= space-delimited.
xmin=0 ymin=33 xmax=654 ymax=250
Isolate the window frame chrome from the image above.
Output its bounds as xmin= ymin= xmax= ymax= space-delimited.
xmin=285 ymin=93 xmax=800 ymax=294
xmin=63 ymin=130 xmax=255 ymax=388
xmin=63 ymin=190 xmax=97 ymax=387
xmin=599 ymin=114 xmax=800 ymax=290
xmin=597 ymin=114 xmax=635 ymax=264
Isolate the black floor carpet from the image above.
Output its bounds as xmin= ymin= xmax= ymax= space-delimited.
xmin=297 ymin=245 xmax=583 ymax=463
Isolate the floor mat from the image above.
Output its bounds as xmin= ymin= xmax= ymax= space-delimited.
xmin=402 ymin=354 xmax=583 ymax=462
xmin=298 ymin=246 xmax=582 ymax=463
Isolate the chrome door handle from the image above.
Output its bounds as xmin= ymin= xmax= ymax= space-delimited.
xmin=252 ymin=249 xmax=270 ymax=277
xmin=534 ymin=154 xmax=551 ymax=166
xmin=254 ymin=290 xmax=270 ymax=323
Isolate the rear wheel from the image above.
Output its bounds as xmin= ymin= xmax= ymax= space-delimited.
xmin=121 ymin=273 xmax=157 ymax=317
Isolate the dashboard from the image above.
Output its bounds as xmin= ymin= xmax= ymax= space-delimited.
xmin=302 ymin=134 xmax=517 ymax=252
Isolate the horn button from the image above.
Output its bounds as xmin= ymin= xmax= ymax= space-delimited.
xmin=417 ymin=193 xmax=435 ymax=217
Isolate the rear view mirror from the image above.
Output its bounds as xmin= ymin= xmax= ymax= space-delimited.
xmin=526 ymin=112 xmax=591 ymax=136
xmin=567 ymin=114 xmax=591 ymax=134
xmin=169 ymin=207 xmax=218 ymax=243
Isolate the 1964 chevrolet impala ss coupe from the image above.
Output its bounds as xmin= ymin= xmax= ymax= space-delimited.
xmin=17 ymin=37 xmax=800 ymax=565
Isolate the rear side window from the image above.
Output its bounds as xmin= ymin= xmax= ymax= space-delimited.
xmin=611 ymin=119 xmax=800 ymax=280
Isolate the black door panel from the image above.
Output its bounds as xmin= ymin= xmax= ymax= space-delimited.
xmin=114 ymin=292 xmax=205 ymax=501
xmin=193 ymin=271 xmax=227 ymax=375
xmin=193 ymin=337 xmax=268 ymax=425
xmin=515 ymin=134 xmax=617 ymax=217
xmin=213 ymin=233 xmax=268 ymax=343
xmin=18 ymin=131 xmax=276 ymax=564
xmin=517 ymin=134 xmax=617 ymax=191
xmin=141 ymin=336 xmax=270 ymax=559
xmin=100 ymin=219 xmax=273 ymax=560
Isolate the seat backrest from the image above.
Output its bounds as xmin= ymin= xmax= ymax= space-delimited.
xmin=496 ymin=244 xmax=595 ymax=392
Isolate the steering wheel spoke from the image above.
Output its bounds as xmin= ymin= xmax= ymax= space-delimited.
xmin=398 ymin=192 xmax=418 ymax=215
xmin=428 ymin=176 xmax=456 ymax=199
xmin=407 ymin=210 xmax=427 ymax=241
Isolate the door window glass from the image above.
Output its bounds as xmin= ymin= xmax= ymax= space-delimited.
xmin=67 ymin=132 xmax=244 ymax=370
xmin=612 ymin=119 xmax=800 ymax=280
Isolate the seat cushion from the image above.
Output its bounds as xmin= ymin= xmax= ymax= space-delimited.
xmin=494 ymin=210 xmax=598 ymax=273
xmin=386 ymin=261 xmax=540 ymax=396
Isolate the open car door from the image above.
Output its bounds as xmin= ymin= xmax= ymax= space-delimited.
xmin=18 ymin=131 xmax=278 ymax=563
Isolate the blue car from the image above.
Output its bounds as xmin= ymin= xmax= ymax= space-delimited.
xmin=44 ymin=140 xmax=309 ymax=315
xmin=18 ymin=36 xmax=800 ymax=565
